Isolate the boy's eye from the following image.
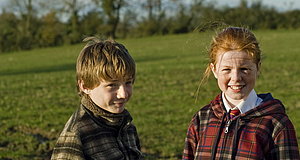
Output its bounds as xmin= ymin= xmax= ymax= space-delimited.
xmin=126 ymin=80 xmax=133 ymax=85
xmin=107 ymin=83 xmax=118 ymax=88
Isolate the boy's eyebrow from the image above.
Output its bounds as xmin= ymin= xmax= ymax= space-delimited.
xmin=107 ymin=80 xmax=119 ymax=83
xmin=107 ymin=78 xmax=134 ymax=82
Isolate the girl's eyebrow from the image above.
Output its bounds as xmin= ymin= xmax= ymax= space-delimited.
xmin=219 ymin=64 xmax=231 ymax=68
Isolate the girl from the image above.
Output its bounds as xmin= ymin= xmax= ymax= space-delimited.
xmin=182 ymin=27 xmax=300 ymax=160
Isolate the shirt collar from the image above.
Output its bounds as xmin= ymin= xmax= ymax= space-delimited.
xmin=222 ymin=89 xmax=263 ymax=114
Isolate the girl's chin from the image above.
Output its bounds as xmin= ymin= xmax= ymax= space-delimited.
xmin=226 ymin=92 xmax=247 ymax=100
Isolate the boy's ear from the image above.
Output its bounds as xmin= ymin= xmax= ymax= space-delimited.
xmin=78 ymin=80 xmax=91 ymax=94
xmin=210 ymin=63 xmax=218 ymax=79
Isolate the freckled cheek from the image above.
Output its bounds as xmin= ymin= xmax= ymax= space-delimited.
xmin=217 ymin=79 xmax=228 ymax=91
xmin=245 ymin=73 xmax=257 ymax=82
xmin=218 ymin=75 xmax=230 ymax=85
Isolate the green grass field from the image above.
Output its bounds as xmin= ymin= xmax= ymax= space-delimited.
xmin=0 ymin=30 xmax=300 ymax=159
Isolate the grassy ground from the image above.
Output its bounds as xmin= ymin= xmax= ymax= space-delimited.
xmin=0 ymin=30 xmax=299 ymax=159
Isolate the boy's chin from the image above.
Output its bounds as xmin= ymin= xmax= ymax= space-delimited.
xmin=110 ymin=107 xmax=125 ymax=114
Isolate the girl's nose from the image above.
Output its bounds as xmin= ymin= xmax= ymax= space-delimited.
xmin=231 ymin=70 xmax=242 ymax=82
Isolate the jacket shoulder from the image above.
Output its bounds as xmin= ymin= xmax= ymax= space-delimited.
xmin=51 ymin=108 xmax=85 ymax=160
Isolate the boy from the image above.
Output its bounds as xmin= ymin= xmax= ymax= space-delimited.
xmin=51 ymin=37 xmax=142 ymax=159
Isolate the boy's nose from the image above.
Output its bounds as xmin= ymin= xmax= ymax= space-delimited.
xmin=117 ymin=85 xmax=128 ymax=99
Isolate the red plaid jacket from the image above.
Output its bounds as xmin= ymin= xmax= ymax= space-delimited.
xmin=183 ymin=93 xmax=300 ymax=160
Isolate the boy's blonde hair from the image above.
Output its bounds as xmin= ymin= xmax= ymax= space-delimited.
xmin=76 ymin=37 xmax=136 ymax=97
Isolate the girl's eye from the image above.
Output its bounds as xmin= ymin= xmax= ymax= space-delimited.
xmin=222 ymin=68 xmax=230 ymax=72
xmin=241 ymin=68 xmax=250 ymax=72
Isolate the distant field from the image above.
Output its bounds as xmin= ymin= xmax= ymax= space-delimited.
xmin=0 ymin=30 xmax=299 ymax=159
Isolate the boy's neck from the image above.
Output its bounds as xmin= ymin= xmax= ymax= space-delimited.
xmin=81 ymin=96 xmax=130 ymax=126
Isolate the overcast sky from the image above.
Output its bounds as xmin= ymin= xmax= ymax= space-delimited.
xmin=214 ymin=0 xmax=300 ymax=11
xmin=0 ymin=0 xmax=299 ymax=13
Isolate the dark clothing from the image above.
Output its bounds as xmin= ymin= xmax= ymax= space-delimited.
xmin=51 ymin=97 xmax=142 ymax=160
xmin=183 ymin=93 xmax=300 ymax=160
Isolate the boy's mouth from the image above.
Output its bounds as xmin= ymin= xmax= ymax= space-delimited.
xmin=114 ymin=101 xmax=126 ymax=107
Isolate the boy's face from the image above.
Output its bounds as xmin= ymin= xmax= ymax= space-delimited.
xmin=87 ymin=78 xmax=134 ymax=113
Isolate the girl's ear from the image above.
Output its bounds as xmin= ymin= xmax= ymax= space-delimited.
xmin=257 ymin=62 xmax=261 ymax=77
xmin=78 ymin=80 xmax=91 ymax=94
xmin=210 ymin=63 xmax=218 ymax=79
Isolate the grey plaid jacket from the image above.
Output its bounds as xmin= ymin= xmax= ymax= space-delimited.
xmin=51 ymin=104 xmax=142 ymax=160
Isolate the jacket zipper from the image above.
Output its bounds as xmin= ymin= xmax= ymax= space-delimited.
xmin=224 ymin=119 xmax=232 ymax=133
xmin=219 ymin=119 xmax=232 ymax=158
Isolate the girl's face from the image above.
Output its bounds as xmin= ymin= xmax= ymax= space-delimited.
xmin=211 ymin=50 xmax=259 ymax=105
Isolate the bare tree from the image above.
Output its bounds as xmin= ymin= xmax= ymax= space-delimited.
xmin=9 ymin=0 xmax=36 ymax=37
xmin=141 ymin=0 xmax=162 ymax=20
xmin=6 ymin=0 xmax=41 ymax=49
xmin=93 ymin=0 xmax=126 ymax=38
xmin=48 ymin=0 xmax=89 ymax=43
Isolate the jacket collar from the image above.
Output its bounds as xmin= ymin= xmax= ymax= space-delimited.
xmin=210 ymin=94 xmax=227 ymax=119
xmin=211 ymin=93 xmax=285 ymax=120
xmin=222 ymin=90 xmax=263 ymax=114
xmin=81 ymin=96 xmax=132 ymax=127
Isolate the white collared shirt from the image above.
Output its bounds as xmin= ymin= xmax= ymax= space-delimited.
xmin=222 ymin=89 xmax=263 ymax=114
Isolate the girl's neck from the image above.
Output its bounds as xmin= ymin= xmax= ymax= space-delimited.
xmin=224 ymin=95 xmax=243 ymax=108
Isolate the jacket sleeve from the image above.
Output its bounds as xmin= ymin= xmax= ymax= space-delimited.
xmin=271 ymin=118 xmax=300 ymax=160
xmin=51 ymin=130 xmax=85 ymax=160
xmin=182 ymin=114 xmax=200 ymax=160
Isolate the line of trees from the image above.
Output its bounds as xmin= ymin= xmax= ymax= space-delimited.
xmin=0 ymin=0 xmax=300 ymax=53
